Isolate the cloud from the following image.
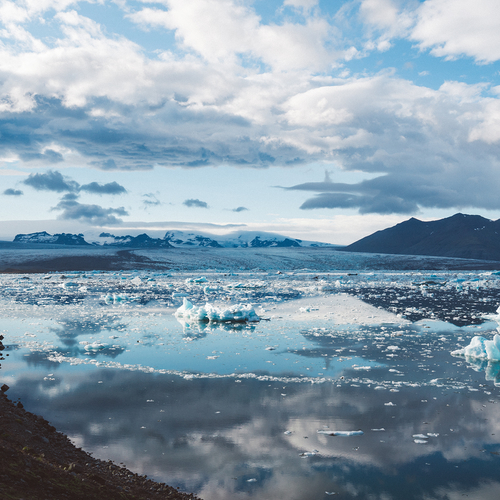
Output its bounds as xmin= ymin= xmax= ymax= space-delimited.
xmin=52 ymin=193 xmax=128 ymax=225
xmin=0 ymin=0 xmax=500 ymax=222
xmin=20 ymin=148 xmax=64 ymax=163
xmin=232 ymin=206 xmax=249 ymax=212
xmin=285 ymin=165 xmax=500 ymax=215
xmin=142 ymin=193 xmax=161 ymax=208
xmin=3 ymin=188 xmax=23 ymax=196
xmin=411 ymin=0 xmax=500 ymax=63
xmin=23 ymin=170 xmax=79 ymax=192
xmin=22 ymin=170 xmax=127 ymax=196
xmin=79 ymin=181 xmax=127 ymax=195
xmin=128 ymin=0 xmax=334 ymax=72
xmin=183 ymin=198 xmax=209 ymax=208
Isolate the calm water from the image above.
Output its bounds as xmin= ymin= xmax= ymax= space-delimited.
xmin=1 ymin=271 xmax=500 ymax=499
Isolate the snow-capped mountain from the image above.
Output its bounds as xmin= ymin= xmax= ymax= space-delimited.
xmin=12 ymin=230 xmax=334 ymax=248
xmin=13 ymin=231 xmax=90 ymax=246
xmin=162 ymin=230 xmax=332 ymax=248
xmin=98 ymin=233 xmax=173 ymax=248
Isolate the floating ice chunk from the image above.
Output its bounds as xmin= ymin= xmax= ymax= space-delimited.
xmin=131 ymin=276 xmax=142 ymax=285
xmin=104 ymin=293 xmax=130 ymax=304
xmin=412 ymin=434 xmax=428 ymax=440
xmin=175 ymin=298 xmax=260 ymax=323
xmin=186 ymin=276 xmax=207 ymax=284
xmin=299 ymin=450 xmax=318 ymax=457
xmin=84 ymin=342 xmax=109 ymax=351
xmin=62 ymin=281 xmax=79 ymax=289
xmin=317 ymin=430 xmax=363 ymax=437
xmin=452 ymin=334 xmax=500 ymax=361
xmin=414 ymin=439 xmax=428 ymax=444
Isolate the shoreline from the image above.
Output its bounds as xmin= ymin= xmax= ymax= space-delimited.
xmin=0 ymin=387 xmax=201 ymax=500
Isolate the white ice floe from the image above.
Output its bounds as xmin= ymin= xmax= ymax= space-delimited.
xmin=175 ymin=298 xmax=260 ymax=323
xmin=103 ymin=293 xmax=130 ymax=304
xmin=185 ymin=276 xmax=207 ymax=284
xmin=317 ymin=430 xmax=364 ymax=436
xmin=452 ymin=334 xmax=500 ymax=361
xmin=84 ymin=342 xmax=109 ymax=351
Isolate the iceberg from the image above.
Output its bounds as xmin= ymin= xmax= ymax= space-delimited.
xmin=175 ymin=298 xmax=260 ymax=323
xmin=452 ymin=334 xmax=500 ymax=361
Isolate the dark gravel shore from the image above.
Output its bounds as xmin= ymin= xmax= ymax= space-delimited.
xmin=0 ymin=387 xmax=201 ymax=500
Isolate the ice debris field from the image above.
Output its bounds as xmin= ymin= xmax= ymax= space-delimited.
xmin=3 ymin=268 xmax=500 ymax=499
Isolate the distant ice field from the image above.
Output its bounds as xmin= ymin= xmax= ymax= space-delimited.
xmin=2 ymin=269 xmax=500 ymax=499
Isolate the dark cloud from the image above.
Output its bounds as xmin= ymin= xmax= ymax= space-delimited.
xmin=23 ymin=170 xmax=79 ymax=192
xmin=80 ymin=181 xmax=127 ymax=195
xmin=19 ymin=148 xmax=64 ymax=164
xmin=0 ymin=96 xmax=297 ymax=172
xmin=285 ymin=169 xmax=500 ymax=215
xmin=22 ymin=170 xmax=126 ymax=197
xmin=232 ymin=206 xmax=249 ymax=212
xmin=3 ymin=188 xmax=23 ymax=196
xmin=183 ymin=198 xmax=209 ymax=208
xmin=52 ymin=193 xmax=128 ymax=225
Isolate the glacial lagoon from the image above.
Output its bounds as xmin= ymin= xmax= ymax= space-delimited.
xmin=2 ymin=269 xmax=500 ymax=499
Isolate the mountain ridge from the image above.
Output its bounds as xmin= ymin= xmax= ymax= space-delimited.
xmin=342 ymin=213 xmax=500 ymax=261
xmin=12 ymin=230 xmax=333 ymax=249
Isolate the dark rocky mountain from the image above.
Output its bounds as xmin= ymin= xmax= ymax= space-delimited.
xmin=99 ymin=233 xmax=173 ymax=248
xmin=248 ymin=236 xmax=300 ymax=248
xmin=163 ymin=231 xmax=222 ymax=248
xmin=343 ymin=213 xmax=500 ymax=261
xmin=14 ymin=232 xmax=90 ymax=246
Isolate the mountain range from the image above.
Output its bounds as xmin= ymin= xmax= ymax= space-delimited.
xmin=343 ymin=213 xmax=500 ymax=261
xmin=12 ymin=230 xmax=332 ymax=249
xmin=12 ymin=214 xmax=500 ymax=262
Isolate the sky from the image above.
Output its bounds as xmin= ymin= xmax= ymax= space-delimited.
xmin=1 ymin=0 xmax=500 ymax=244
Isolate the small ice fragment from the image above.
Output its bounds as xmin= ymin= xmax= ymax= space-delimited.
xmin=413 ymin=434 xmax=428 ymax=439
xmin=414 ymin=439 xmax=428 ymax=444
xmin=62 ymin=281 xmax=79 ymax=289
xmin=371 ymin=428 xmax=385 ymax=432
xmin=427 ymin=433 xmax=439 ymax=437
xmin=146 ymin=400 xmax=154 ymax=403
xmin=284 ymin=431 xmax=292 ymax=435
xmin=131 ymin=277 xmax=142 ymax=285
xmin=325 ymin=492 xmax=336 ymax=496
xmin=84 ymin=342 xmax=108 ymax=351
xmin=247 ymin=478 xmax=257 ymax=483
xmin=317 ymin=430 xmax=363 ymax=437
xmin=265 ymin=346 xmax=276 ymax=351
xmin=299 ymin=451 xmax=317 ymax=457
xmin=186 ymin=276 xmax=207 ymax=284
xmin=384 ymin=402 xmax=396 ymax=406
